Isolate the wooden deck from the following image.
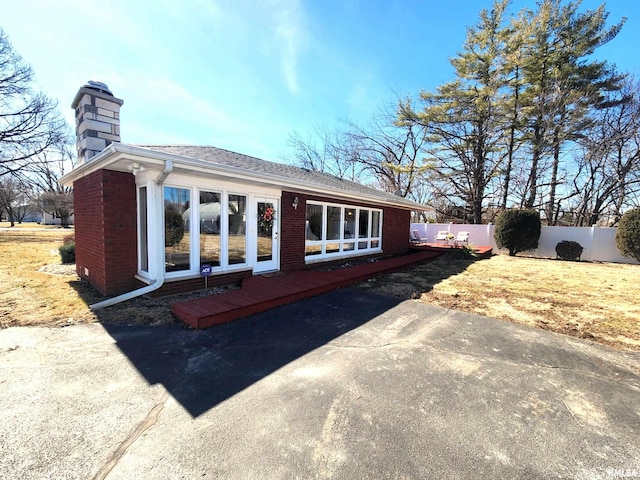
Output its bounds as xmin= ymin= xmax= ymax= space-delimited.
xmin=171 ymin=250 xmax=443 ymax=329
xmin=410 ymin=242 xmax=493 ymax=258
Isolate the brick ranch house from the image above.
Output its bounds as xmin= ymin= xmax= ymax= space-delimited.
xmin=60 ymin=82 xmax=427 ymax=303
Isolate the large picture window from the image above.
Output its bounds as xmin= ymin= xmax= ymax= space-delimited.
xmin=199 ymin=191 xmax=221 ymax=267
xmin=164 ymin=186 xmax=191 ymax=272
xmin=161 ymin=186 xmax=251 ymax=276
xmin=228 ymin=194 xmax=247 ymax=265
xmin=305 ymin=201 xmax=382 ymax=261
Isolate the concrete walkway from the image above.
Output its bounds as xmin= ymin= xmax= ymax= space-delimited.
xmin=1 ymin=288 xmax=639 ymax=479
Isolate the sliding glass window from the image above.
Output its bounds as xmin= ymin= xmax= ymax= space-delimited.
xmin=305 ymin=201 xmax=382 ymax=261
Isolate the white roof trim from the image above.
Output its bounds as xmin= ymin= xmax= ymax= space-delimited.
xmin=60 ymin=143 xmax=428 ymax=211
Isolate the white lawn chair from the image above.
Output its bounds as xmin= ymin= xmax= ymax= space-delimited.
xmin=410 ymin=230 xmax=423 ymax=244
xmin=435 ymin=231 xmax=451 ymax=244
xmin=454 ymin=231 xmax=470 ymax=246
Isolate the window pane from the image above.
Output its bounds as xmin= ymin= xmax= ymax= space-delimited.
xmin=305 ymin=244 xmax=322 ymax=256
xmin=257 ymin=201 xmax=275 ymax=262
xmin=344 ymin=208 xmax=356 ymax=238
xmin=305 ymin=202 xmax=383 ymax=260
xmin=228 ymin=194 xmax=246 ymax=265
xmin=199 ymin=191 xmax=221 ymax=267
xmin=138 ymin=187 xmax=148 ymax=272
xmin=165 ymin=186 xmax=190 ymax=272
xmin=371 ymin=211 xmax=381 ymax=238
xmin=326 ymin=242 xmax=340 ymax=253
xmin=326 ymin=206 xmax=341 ymax=240
xmin=306 ymin=203 xmax=323 ymax=241
xmin=358 ymin=209 xmax=369 ymax=239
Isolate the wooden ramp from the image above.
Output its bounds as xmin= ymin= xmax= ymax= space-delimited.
xmin=171 ymin=251 xmax=442 ymax=329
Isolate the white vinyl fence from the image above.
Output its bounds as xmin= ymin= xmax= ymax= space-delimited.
xmin=411 ymin=223 xmax=639 ymax=265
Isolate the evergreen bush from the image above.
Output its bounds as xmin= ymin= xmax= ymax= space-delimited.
xmin=59 ymin=242 xmax=75 ymax=264
xmin=555 ymin=240 xmax=583 ymax=261
xmin=494 ymin=209 xmax=541 ymax=256
xmin=615 ymin=208 xmax=640 ymax=262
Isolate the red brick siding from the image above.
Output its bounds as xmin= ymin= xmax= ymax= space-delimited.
xmin=149 ymin=269 xmax=253 ymax=297
xmin=382 ymin=206 xmax=410 ymax=254
xmin=73 ymin=170 xmax=138 ymax=296
xmin=280 ymin=191 xmax=306 ymax=270
xmin=280 ymin=191 xmax=411 ymax=270
xmin=73 ymin=178 xmax=411 ymax=297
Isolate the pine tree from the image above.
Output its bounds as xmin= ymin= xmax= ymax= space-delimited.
xmin=516 ymin=0 xmax=625 ymax=223
xmin=400 ymin=0 xmax=511 ymax=223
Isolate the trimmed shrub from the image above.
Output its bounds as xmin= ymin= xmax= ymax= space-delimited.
xmin=555 ymin=240 xmax=583 ymax=261
xmin=165 ymin=209 xmax=185 ymax=247
xmin=616 ymin=207 xmax=640 ymax=262
xmin=494 ymin=209 xmax=541 ymax=256
xmin=447 ymin=243 xmax=478 ymax=260
xmin=59 ymin=241 xmax=75 ymax=264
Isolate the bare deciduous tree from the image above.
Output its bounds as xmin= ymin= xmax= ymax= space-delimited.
xmin=286 ymin=105 xmax=430 ymax=203
xmin=0 ymin=176 xmax=32 ymax=226
xmin=570 ymin=77 xmax=640 ymax=226
xmin=0 ymin=28 xmax=68 ymax=179
xmin=286 ymin=124 xmax=364 ymax=181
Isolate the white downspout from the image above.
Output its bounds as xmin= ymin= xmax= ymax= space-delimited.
xmin=90 ymin=160 xmax=174 ymax=310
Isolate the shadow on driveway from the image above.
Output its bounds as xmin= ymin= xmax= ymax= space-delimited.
xmin=101 ymin=288 xmax=402 ymax=418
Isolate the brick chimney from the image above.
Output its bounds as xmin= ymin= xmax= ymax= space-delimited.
xmin=71 ymin=81 xmax=123 ymax=165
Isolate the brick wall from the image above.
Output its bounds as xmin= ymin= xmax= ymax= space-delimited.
xmin=73 ymin=180 xmax=411 ymax=297
xmin=280 ymin=191 xmax=306 ymax=270
xmin=73 ymin=169 xmax=138 ymax=296
xmin=149 ymin=269 xmax=253 ymax=297
xmin=382 ymin=206 xmax=410 ymax=254
xmin=280 ymin=191 xmax=411 ymax=270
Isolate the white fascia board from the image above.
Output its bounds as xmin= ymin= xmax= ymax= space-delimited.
xmin=59 ymin=143 xmax=119 ymax=186
xmin=62 ymin=144 xmax=428 ymax=211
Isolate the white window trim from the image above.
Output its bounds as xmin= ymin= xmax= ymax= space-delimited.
xmin=163 ymin=184 xmax=195 ymax=279
xmin=158 ymin=185 xmax=254 ymax=280
xmin=305 ymin=201 xmax=382 ymax=263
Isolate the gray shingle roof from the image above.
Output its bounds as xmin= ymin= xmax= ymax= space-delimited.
xmin=136 ymin=144 xmax=426 ymax=210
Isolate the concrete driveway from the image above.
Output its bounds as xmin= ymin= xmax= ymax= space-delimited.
xmin=1 ymin=288 xmax=639 ymax=480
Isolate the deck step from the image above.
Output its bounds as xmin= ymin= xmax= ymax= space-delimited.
xmin=171 ymin=251 xmax=442 ymax=329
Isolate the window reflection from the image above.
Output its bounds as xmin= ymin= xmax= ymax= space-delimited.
xmin=164 ymin=186 xmax=190 ymax=272
xmin=228 ymin=194 xmax=246 ymax=265
xmin=306 ymin=203 xmax=323 ymax=241
xmin=371 ymin=211 xmax=381 ymax=238
xmin=326 ymin=206 xmax=341 ymax=240
xmin=304 ymin=202 xmax=382 ymax=259
xmin=138 ymin=186 xmax=148 ymax=272
xmin=200 ymin=191 xmax=221 ymax=267
xmin=344 ymin=208 xmax=356 ymax=239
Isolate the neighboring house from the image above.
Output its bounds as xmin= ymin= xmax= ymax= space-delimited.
xmin=60 ymin=81 xmax=427 ymax=297
xmin=41 ymin=210 xmax=74 ymax=226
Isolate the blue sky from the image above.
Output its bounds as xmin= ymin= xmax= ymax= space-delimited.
xmin=3 ymin=0 xmax=640 ymax=163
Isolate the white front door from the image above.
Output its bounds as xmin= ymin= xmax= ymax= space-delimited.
xmin=253 ymin=198 xmax=279 ymax=273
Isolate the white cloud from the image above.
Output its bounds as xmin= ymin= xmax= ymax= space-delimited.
xmin=269 ymin=0 xmax=306 ymax=95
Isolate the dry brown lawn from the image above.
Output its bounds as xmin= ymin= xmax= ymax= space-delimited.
xmin=0 ymin=223 xmax=193 ymax=328
xmin=0 ymin=224 xmax=95 ymax=327
xmin=357 ymin=251 xmax=640 ymax=351
xmin=2 ymin=224 xmax=638 ymax=351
